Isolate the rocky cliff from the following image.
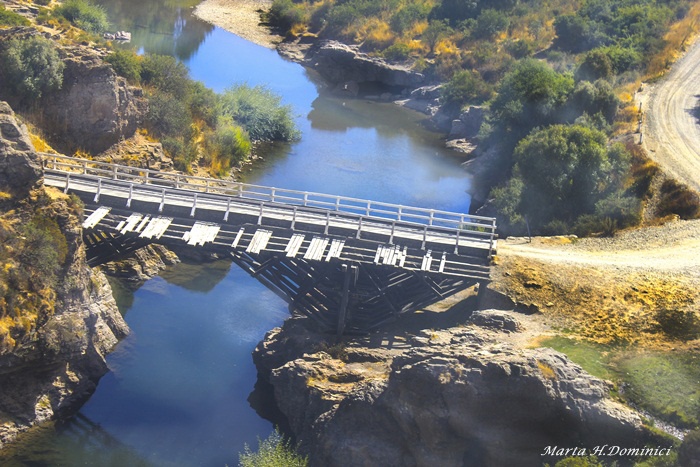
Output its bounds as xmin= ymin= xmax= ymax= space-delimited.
xmin=0 ymin=102 xmax=128 ymax=447
xmin=0 ymin=28 xmax=145 ymax=155
xmin=254 ymin=311 xmax=651 ymax=467
xmin=42 ymin=45 xmax=145 ymax=154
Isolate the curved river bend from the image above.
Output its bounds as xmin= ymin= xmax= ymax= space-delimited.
xmin=1 ymin=1 xmax=474 ymax=465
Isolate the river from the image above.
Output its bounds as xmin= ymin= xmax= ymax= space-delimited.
xmin=1 ymin=1 xmax=474 ymax=465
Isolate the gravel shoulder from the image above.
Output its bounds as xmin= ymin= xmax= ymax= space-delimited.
xmin=193 ymin=0 xmax=283 ymax=49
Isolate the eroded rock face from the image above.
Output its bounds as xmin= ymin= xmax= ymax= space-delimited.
xmin=254 ymin=317 xmax=645 ymax=467
xmin=41 ymin=46 xmax=145 ymax=154
xmin=0 ymin=102 xmax=128 ymax=447
xmin=0 ymin=101 xmax=41 ymax=195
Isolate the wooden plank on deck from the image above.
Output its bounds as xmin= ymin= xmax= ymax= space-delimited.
xmin=83 ymin=206 xmax=110 ymax=229
xmin=120 ymin=214 xmax=143 ymax=234
xmin=304 ymin=237 xmax=329 ymax=261
xmin=140 ymin=217 xmax=173 ymax=239
xmin=247 ymin=229 xmax=273 ymax=254
xmin=325 ymin=239 xmax=345 ymax=261
xmin=231 ymin=227 xmax=245 ymax=248
xmin=285 ymin=233 xmax=305 ymax=257
xmin=184 ymin=222 xmax=221 ymax=246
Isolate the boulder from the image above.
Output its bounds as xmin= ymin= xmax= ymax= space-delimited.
xmin=41 ymin=46 xmax=145 ymax=154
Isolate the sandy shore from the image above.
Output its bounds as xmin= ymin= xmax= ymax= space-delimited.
xmin=193 ymin=0 xmax=283 ymax=49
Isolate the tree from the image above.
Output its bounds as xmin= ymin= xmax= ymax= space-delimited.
xmin=473 ymin=9 xmax=509 ymax=39
xmin=503 ymin=125 xmax=629 ymax=228
xmin=422 ymin=20 xmax=452 ymax=54
xmin=0 ymin=36 xmax=65 ymax=103
xmin=490 ymin=59 xmax=574 ymax=132
xmin=576 ymin=49 xmax=614 ymax=81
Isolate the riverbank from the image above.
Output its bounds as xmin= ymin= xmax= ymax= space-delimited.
xmin=193 ymin=0 xmax=283 ymax=49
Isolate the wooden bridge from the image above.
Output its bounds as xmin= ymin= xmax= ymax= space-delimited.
xmin=42 ymin=155 xmax=497 ymax=335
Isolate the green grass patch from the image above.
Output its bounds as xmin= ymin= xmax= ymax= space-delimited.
xmin=540 ymin=337 xmax=700 ymax=429
xmin=538 ymin=336 xmax=617 ymax=381
xmin=615 ymin=351 xmax=700 ymax=429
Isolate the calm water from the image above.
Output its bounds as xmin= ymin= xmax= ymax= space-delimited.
xmin=1 ymin=1 xmax=473 ymax=465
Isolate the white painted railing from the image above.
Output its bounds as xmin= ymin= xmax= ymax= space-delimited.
xmin=42 ymin=154 xmax=497 ymax=254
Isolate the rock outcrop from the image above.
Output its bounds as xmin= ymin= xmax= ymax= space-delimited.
xmin=0 ymin=102 xmax=42 ymax=195
xmin=254 ymin=314 xmax=648 ymax=467
xmin=100 ymin=244 xmax=180 ymax=290
xmin=0 ymin=102 xmax=128 ymax=447
xmin=0 ymin=30 xmax=145 ymax=155
xmin=42 ymin=45 xmax=145 ymax=154
xmin=294 ymin=40 xmax=425 ymax=92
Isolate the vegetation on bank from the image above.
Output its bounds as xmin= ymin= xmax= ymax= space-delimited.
xmin=0 ymin=12 xmax=299 ymax=177
xmin=267 ymin=0 xmax=700 ymax=235
xmin=238 ymin=430 xmax=308 ymax=467
xmin=107 ymin=49 xmax=299 ymax=175
xmin=0 ymin=190 xmax=82 ymax=352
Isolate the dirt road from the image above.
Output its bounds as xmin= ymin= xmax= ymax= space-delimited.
xmin=642 ymin=38 xmax=700 ymax=193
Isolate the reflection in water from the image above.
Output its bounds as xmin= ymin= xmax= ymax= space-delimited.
xmin=159 ymin=259 xmax=232 ymax=293
xmin=0 ymin=415 xmax=151 ymax=467
xmin=96 ymin=0 xmax=213 ymax=60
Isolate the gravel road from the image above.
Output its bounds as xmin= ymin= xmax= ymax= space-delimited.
xmin=642 ymin=37 xmax=700 ymax=193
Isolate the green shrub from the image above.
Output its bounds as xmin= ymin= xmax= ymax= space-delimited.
xmin=219 ymin=84 xmax=299 ymax=142
xmin=140 ymin=54 xmax=191 ymax=99
xmin=441 ymin=69 xmax=492 ymax=111
xmin=239 ymin=430 xmax=307 ymax=467
xmin=594 ymin=192 xmax=642 ymax=229
xmin=472 ymin=9 xmax=509 ymax=39
xmin=145 ymin=91 xmax=191 ymax=137
xmin=0 ymin=5 xmax=30 ymax=26
xmin=32 ymin=0 xmax=51 ymax=6
xmin=54 ymin=0 xmax=109 ymax=33
xmin=0 ymin=36 xmax=65 ymax=103
xmin=210 ymin=119 xmax=251 ymax=174
xmin=382 ymin=42 xmax=411 ymax=61
xmin=105 ymin=49 xmax=141 ymax=84
xmin=268 ymin=0 xmax=307 ymax=33
xmin=390 ymin=3 xmax=429 ymax=34
xmin=19 ymin=215 xmax=68 ymax=289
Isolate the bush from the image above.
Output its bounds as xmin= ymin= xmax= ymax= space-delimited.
xmin=0 ymin=36 xmax=65 ymax=103
xmin=19 ymin=215 xmax=68 ymax=289
xmin=490 ymin=59 xmax=574 ymax=131
xmin=657 ymin=179 xmax=700 ymax=219
xmin=655 ymin=308 xmax=700 ymax=340
xmin=219 ymin=84 xmax=299 ymax=142
xmin=239 ymin=430 xmax=307 ymax=467
xmin=441 ymin=69 xmax=492 ymax=111
xmin=105 ymin=49 xmax=141 ymax=84
xmin=472 ymin=9 xmax=509 ymax=39
xmin=145 ymin=91 xmax=191 ymax=137
xmin=268 ymin=0 xmax=307 ymax=33
xmin=140 ymin=54 xmax=191 ymax=99
xmin=382 ymin=42 xmax=411 ymax=61
xmin=54 ymin=0 xmax=109 ymax=33
xmin=0 ymin=5 xmax=30 ymax=26
xmin=209 ymin=119 xmax=251 ymax=175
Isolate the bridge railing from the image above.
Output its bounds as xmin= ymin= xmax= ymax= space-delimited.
xmin=43 ymin=154 xmax=497 ymax=244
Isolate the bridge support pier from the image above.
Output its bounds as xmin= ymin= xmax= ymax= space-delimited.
xmin=336 ymin=264 xmax=358 ymax=339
